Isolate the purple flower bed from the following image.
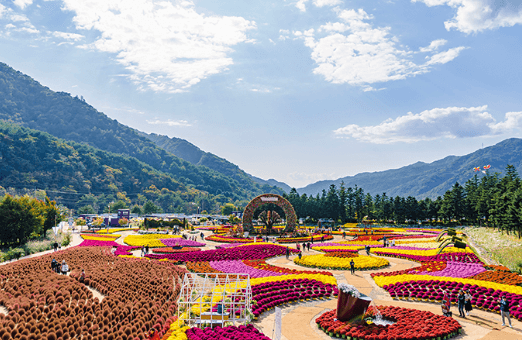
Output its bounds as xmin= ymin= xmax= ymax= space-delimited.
xmin=251 ymin=278 xmax=338 ymax=317
xmin=186 ymin=325 xmax=270 ymax=340
xmin=414 ymin=261 xmax=486 ymax=278
xmin=160 ymin=238 xmax=205 ymax=247
xmin=77 ymin=239 xmax=119 ymax=247
xmin=389 ymin=246 xmax=440 ymax=250
xmin=210 ymin=260 xmax=284 ymax=278
xmin=145 ymin=244 xmax=298 ymax=262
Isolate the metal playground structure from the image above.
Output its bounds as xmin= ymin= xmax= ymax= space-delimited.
xmin=177 ymin=273 xmax=253 ymax=328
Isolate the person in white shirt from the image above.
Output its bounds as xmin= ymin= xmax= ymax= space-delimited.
xmin=61 ymin=260 xmax=69 ymax=275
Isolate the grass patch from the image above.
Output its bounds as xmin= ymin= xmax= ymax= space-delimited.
xmin=465 ymin=226 xmax=522 ymax=272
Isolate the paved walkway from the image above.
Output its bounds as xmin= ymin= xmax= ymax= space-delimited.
xmin=256 ymin=236 xmax=522 ymax=340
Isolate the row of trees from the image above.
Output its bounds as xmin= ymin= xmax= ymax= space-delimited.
xmin=0 ymin=195 xmax=63 ymax=245
xmin=283 ymin=165 xmax=522 ymax=237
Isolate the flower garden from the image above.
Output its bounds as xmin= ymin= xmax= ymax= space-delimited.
xmin=1 ymin=224 xmax=519 ymax=340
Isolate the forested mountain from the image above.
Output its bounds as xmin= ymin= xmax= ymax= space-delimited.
xmin=142 ymin=132 xmax=289 ymax=192
xmin=0 ymin=122 xmax=219 ymax=211
xmin=298 ymin=138 xmax=522 ymax=199
xmin=0 ymin=62 xmax=283 ymax=202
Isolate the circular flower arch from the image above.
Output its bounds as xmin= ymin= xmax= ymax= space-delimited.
xmin=242 ymin=194 xmax=297 ymax=233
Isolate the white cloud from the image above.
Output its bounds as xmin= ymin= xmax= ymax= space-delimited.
xmin=52 ymin=31 xmax=84 ymax=41
xmin=13 ymin=0 xmax=33 ymax=10
xmin=426 ymin=46 xmax=467 ymax=65
xmin=147 ymin=119 xmax=192 ymax=127
xmin=61 ymin=0 xmax=255 ymax=93
xmin=334 ymin=105 xmax=522 ymax=143
xmin=412 ymin=0 xmax=522 ymax=33
xmin=295 ymin=0 xmax=342 ymax=12
xmin=0 ymin=4 xmax=6 ymax=18
xmin=314 ymin=0 xmax=343 ymax=7
xmin=419 ymin=38 xmax=447 ymax=52
xmin=296 ymin=0 xmax=308 ymax=12
xmin=296 ymin=9 xmax=466 ymax=88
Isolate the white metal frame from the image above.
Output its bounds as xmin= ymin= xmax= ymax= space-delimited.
xmin=177 ymin=273 xmax=252 ymax=328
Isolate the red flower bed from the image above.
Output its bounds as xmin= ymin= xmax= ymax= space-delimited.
xmin=316 ymin=306 xmax=461 ymax=340
xmin=324 ymin=252 xmax=358 ymax=259
xmin=371 ymin=261 xmax=447 ymax=278
xmin=152 ymin=247 xmax=202 ymax=254
xmin=277 ymin=234 xmax=333 ymax=243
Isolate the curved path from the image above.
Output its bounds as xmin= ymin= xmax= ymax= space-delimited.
xmin=256 ymin=247 xmax=521 ymax=340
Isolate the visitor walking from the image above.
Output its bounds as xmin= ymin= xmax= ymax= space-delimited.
xmin=350 ymin=259 xmax=355 ymax=275
xmin=499 ymin=296 xmax=513 ymax=328
xmin=286 ymin=247 xmax=290 ymax=259
xmin=457 ymin=290 xmax=466 ymax=318
xmin=365 ymin=245 xmax=370 ymax=256
xmin=342 ymin=231 xmax=346 ymax=239
xmin=61 ymin=260 xmax=69 ymax=275
xmin=296 ymin=243 xmax=300 ymax=252
xmin=200 ymin=232 xmax=204 ymax=240
xmin=51 ymin=259 xmax=59 ymax=273
xmin=298 ymin=251 xmax=302 ymax=260
xmin=53 ymin=242 xmax=59 ymax=252
xmin=307 ymin=242 xmax=310 ymax=251
xmin=442 ymin=290 xmax=452 ymax=317
xmin=141 ymin=246 xmax=145 ymax=257
xmin=145 ymin=245 xmax=149 ymax=254
xmin=465 ymin=289 xmax=473 ymax=316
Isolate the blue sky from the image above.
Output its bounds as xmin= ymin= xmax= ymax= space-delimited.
xmin=1 ymin=0 xmax=522 ymax=188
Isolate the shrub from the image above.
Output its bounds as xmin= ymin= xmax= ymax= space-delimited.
xmin=62 ymin=232 xmax=72 ymax=247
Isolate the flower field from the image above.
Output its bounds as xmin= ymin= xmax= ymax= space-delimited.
xmin=295 ymin=253 xmax=389 ymax=270
xmin=2 ymin=224 xmax=519 ymax=340
xmin=316 ymin=306 xmax=461 ymax=340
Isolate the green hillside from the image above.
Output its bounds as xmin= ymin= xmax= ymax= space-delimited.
xmin=0 ymin=62 xmax=282 ymax=202
xmin=0 ymin=121 xmax=224 ymax=212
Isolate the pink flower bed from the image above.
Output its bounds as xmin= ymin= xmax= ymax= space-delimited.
xmin=78 ymin=239 xmax=119 ymax=247
xmin=210 ymin=260 xmax=285 ymax=278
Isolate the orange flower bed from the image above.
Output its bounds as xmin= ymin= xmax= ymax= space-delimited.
xmin=469 ymin=270 xmax=522 ymax=286
xmin=486 ymin=265 xmax=512 ymax=272
xmin=186 ymin=261 xmax=246 ymax=279
xmin=324 ymin=252 xmax=358 ymax=259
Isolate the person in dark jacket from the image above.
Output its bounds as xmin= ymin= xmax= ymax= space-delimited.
xmin=285 ymin=247 xmax=290 ymax=259
xmin=457 ymin=290 xmax=466 ymax=318
xmin=350 ymin=259 xmax=355 ymax=275
xmin=499 ymin=296 xmax=513 ymax=328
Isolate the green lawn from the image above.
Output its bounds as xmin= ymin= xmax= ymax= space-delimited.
xmin=465 ymin=226 xmax=522 ymax=272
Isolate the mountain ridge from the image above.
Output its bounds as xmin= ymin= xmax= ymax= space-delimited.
xmin=297 ymin=138 xmax=522 ymax=198
xmin=0 ymin=61 xmax=284 ymax=201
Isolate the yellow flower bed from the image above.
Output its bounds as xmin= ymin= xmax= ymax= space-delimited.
xmin=373 ymin=274 xmax=522 ymax=295
xmin=97 ymin=228 xmax=138 ymax=234
xmin=81 ymin=234 xmax=119 ymax=241
xmin=371 ymin=247 xmax=473 ymax=256
xmin=123 ymin=234 xmax=181 ymax=247
xmin=294 ymin=254 xmax=389 ymax=270
xmin=312 ymin=245 xmax=363 ymax=252
xmin=164 ymin=313 xmax=189 ymax=340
